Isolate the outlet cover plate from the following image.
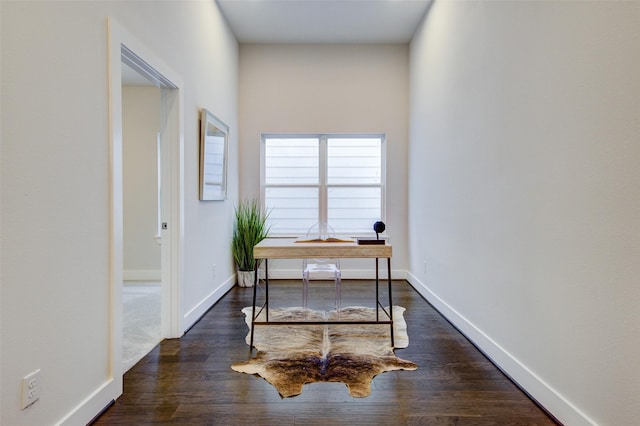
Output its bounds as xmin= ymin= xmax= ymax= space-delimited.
xmin=21 ymin=369 xmax=41 ymax=409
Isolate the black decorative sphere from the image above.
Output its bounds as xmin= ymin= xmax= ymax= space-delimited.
xmin=373 ymin=221 xmax=386 ymax=234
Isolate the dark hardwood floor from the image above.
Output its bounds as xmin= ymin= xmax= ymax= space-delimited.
xmin=93 ymin=280 xmax=558 ymax=425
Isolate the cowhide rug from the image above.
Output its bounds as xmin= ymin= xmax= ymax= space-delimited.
xmin=231 ymin=306 xmax=417 ymax=398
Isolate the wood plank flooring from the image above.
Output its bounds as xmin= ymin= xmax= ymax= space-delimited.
xmin=93 ymin=280 xmax=559 ymax=425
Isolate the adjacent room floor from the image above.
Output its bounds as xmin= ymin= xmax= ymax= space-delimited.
xmin=96 ymin=280 xmax=558 ymax=425
xmin=123 ymin=281 xmax=162 ymax=372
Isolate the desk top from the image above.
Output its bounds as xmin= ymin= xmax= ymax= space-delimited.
xmin=254 ymin=238 xmax=392 ymax=259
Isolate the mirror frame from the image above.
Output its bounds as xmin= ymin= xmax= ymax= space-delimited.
xmin=199 ymin=109 xmax=229 ymax=201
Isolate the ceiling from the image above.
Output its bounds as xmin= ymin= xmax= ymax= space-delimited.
xmin=123 ymin=0 xmax=432 ymax=85
xmin=215 ymin=0 xmax=432 ymax=44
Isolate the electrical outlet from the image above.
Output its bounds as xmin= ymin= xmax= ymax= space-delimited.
xmin=21 ymin=369 xmax=41 ymax=409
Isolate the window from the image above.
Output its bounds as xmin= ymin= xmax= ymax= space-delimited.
xmin=261 ymin=134 xmax=385 ymax=235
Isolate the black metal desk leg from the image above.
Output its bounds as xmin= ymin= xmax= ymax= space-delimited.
xmin=375 ymin=258 xmax=379 ymax=321
xmin=250 ymin=262 xmax=259 ymax=350
xmin=388 ymin=257 xmax=394 ymax=347
xmin=264 ymin=259 xmax=269 ymax=322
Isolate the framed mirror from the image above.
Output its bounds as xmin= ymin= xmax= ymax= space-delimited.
xmin=199 ymin=109 xmax=228 ymax=201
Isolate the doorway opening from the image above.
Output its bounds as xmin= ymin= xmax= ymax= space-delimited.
xmin=121 ymin=63 xmax=163 ymax=371
xmin=109 ymin=18 xmax=185 ymax=390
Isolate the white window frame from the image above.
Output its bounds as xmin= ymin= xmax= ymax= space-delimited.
xmin=260 ymin=133 xmax=386 ymax=236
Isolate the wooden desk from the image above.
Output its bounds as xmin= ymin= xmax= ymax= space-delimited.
xmin=250 ymin=238 xmax=394 ymax=349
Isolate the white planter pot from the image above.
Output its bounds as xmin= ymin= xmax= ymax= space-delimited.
xmin=237 ymin=270 xmax=254 ymax=287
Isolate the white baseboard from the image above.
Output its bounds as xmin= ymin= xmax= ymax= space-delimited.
xmin=123 ymin=269 xmax=161 ymax=281
xmin=405 ymin=272 xmax=596 ymax=426
xmin=57 ymin=378 xmax=119 ymax=426
xmin=182 ymin=274 xmax=236 ymax=333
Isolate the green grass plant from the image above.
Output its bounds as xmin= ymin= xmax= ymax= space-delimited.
xmin=232 ymin=199 xmax=270 ymax=271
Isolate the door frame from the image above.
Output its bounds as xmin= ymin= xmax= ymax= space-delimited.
xmin=107 ymin=17 xmax=185 ymax=392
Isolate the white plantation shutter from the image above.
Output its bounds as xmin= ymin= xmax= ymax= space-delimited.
xmin=262 ymin=135 xmax=385 ymax=235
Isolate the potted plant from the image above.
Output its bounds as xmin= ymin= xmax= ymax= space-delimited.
xmin=232 ymin=198 xmax=270 ymax=287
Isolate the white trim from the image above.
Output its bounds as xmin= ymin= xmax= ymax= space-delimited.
xmin=108 ymin=17 xmax=185 ymax=340
xmin=56 ymin=379 xmax=115 ymax=426
xmin=106 ymin=15 xmax=125 ymax=411
xmin=101 ymin=17 xmax=186 ymax=424
xmin=405 ymin=272 xmax=598 ymax=426
xmin=182 ymin=274 xmax=236 ymax=331
xmin=159 ymin=84 xmax=185 ymax=338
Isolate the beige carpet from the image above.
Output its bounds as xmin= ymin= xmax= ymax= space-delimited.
xmin=123 ymin=283 xmax=161 ymax=372
xmin=232 ymin=306 xmax=417 ymax=398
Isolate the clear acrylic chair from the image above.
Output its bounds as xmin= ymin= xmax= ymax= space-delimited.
xmin=302 ymin=223 xmax=342 ymax=312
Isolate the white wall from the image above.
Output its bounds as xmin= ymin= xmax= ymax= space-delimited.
xmin=408 ymin=1 xmax=640 ymax=425
xmin=239 ymin=44 xmax=409 ymax=276
xmin=0 ymin=1 xmax=238 ymax=425
xmin=123 ymin=86 xmax=161 ymax=280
